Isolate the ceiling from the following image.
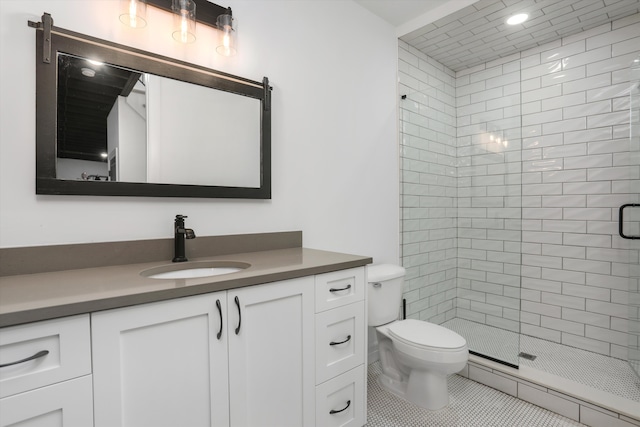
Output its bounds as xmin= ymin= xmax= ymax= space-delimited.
xmin=356 ymin=0 xmax=640 ymax=72
xmin=353 ymin=0 xmax=453 ymax=27
xmin=57 ymin=54 xmax=141 ymax=164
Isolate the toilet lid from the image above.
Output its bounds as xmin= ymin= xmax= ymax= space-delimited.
xmin=388 ymin=319 xmax=466 ymax=350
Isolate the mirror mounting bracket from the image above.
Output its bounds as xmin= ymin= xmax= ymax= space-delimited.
xmin=28 ymin=12 xmax=53 ymax=64
xmin=263 ymin=77 xmax=271 ymax=112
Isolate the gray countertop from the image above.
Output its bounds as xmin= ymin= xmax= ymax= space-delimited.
xmin=0 ymin=247 xmax=372 ymax=327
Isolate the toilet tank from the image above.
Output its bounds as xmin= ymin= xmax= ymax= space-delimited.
xmin=367 ymin=264 xmax=406 ymax=326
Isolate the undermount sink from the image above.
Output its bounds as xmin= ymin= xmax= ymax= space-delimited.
xmin=141 ymin=261 xmax=250 ymax=280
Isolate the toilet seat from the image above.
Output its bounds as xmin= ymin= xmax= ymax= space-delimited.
xmin=388 ymin=319 xmax=467 ymax=352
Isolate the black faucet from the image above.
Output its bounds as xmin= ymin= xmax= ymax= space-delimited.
xmin=173 ymin=214 xmax=196 ymax=262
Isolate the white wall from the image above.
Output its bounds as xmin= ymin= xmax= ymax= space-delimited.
xmin=0 ymin=0 xmax=400 ymax=266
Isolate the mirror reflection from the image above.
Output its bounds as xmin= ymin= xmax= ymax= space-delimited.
xmin=56 ymin=54 xmax=261 ymax=188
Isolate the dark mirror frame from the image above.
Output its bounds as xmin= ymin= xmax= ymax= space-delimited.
xmin=32 ymin=17 xmax=271 ymax=199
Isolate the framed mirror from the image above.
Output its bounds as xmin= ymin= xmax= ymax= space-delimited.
xmin=32 ymin=16 xmax=271 ymax=198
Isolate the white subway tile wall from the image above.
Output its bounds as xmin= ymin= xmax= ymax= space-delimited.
xmin=399 ymin=13 xmax=640 ymax=359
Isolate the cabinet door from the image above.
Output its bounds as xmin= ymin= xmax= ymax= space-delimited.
xmin=92 ymin=293 xmax=229 ymax=427
xmin=0 ymin=375 xmax=93 ymax=427
xmin=228 ymin=277 xmax=315 ymax=427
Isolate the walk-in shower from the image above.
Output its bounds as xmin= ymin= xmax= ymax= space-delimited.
xmin=398 ymin=5 xmax=640 ymax=417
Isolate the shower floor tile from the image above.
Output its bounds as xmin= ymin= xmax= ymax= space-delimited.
xmin=443 ymin=318 xmax=640 ymax=403
xmin=366 ymin=361 xmax=585 ymax=427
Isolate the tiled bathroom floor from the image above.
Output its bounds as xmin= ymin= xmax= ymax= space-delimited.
xmin=366 ymin=361 xmax=585 ymax=427
xmin=443 ymin=318 xmax=640 ymax=403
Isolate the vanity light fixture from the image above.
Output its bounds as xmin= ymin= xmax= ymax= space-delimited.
xmin=120 ymin=0 xmax=237 ymax=53
xmin=172 ymin=0 xmax=196 ymax=43
xmin=216 ymin=13 xmax=236 ymax=56
xmin=506 ymin=13 xmax=528 ymax=25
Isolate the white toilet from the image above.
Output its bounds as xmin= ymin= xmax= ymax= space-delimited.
xmin=368 ymin=264 xmax=468 ymax=410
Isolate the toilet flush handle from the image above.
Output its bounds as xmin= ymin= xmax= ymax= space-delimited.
xmin=372 ymin=282 xmax=382 ymax=288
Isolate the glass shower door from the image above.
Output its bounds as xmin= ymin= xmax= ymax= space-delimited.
xmin=628 ymin=56 xmax=640 ymax=378
xmin=399 ymin=79 xmax=523 ymax=369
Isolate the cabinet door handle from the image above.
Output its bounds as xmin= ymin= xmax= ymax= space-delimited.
xmin=216 ymin=299 xmax=223 ymax=340
xmin=329 ymin=284 xmax=351 ymax=293
xmin=0 ymin=350 xmax=49 ymax=368
xmin=329 ymin=335 xmax=351 ymax=346
xmin=329 ymin=400 xmax=351 ymax=415
xmin=234 ymin=296 xmax=241 ymax=335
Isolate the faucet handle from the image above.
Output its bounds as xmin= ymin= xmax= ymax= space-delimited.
xmin=175 ymin=214 xmax=188 ymax=220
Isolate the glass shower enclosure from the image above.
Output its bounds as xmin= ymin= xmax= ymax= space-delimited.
xmin=399 ymin=55 xmax=640 ymax=381
xmin=627 ymin=55 xmax=640 ymax=378
xmin=399 ymin=77 xmax=522 ymax=368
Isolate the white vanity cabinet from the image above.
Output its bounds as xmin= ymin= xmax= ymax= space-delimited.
xmin=0 ymin=265 xmax=367 ymax=427
xmin=92 ymin=275 xmax=316 ymax=427
xmin=0 ymin=315 xmax=93 ymax=427
xmin=314 ymin=268 xmax=367 ymax=427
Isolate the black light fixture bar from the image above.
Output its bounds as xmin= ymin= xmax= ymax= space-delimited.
xmin=146 ymin=0 xmax=231 ymax=30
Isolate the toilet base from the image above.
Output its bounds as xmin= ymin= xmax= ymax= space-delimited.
xmin=378 ymin=369 xmax=449 ymax=411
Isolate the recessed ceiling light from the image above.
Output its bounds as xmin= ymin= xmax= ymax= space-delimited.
xmin=507 ymin=13 xmax=528 ymax=25
xmin=81 ymin=67 xmax=96 ymax=77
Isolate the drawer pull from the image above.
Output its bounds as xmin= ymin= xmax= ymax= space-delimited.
xmin=329 ymin=400 xmax=351 ymax=415
xmin=0 ymin=350 xmax=49 ymax=368
xmin=329 ymin=335 xmax=351 ymax=346
xmin=329 ymin=284 xmax=351 ymax=293
xmin=216 ymin=299 xmax=223 ymax=340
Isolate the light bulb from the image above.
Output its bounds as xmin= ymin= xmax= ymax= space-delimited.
xmin=216 ymin=15 xmax=237 ymax=56
xmin=180 ymin=13 xmax=189 ymax=43
xmin=172 ymin=0 xmax=196 ymax=43
xmin=119 ymin=0 xmax=147 ymax=29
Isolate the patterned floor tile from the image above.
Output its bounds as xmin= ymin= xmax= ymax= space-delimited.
xmin=366 ymin=361 xmax=585 ymax=427
xmin=443 ymin=318 xmax=640 ymax=403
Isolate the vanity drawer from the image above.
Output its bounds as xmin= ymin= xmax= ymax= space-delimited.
xmin=316 ymin=365 xmax=365 ymax=427
xmin=0 ymin=315 xmax=91 ymax=398
xmin=315 ymin=267 xmax=365 ymax=312
xmin=315 ymin=302 xmax=365 ymax=384
xmin=0 ymin=375 xmax=94 ymax=427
